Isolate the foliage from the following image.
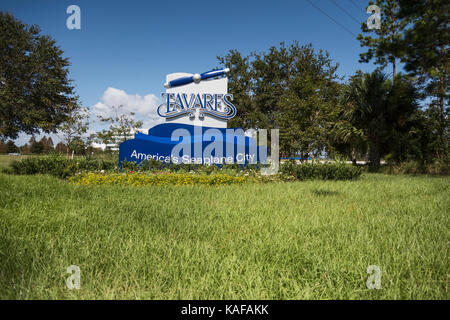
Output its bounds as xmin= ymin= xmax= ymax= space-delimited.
xmin=218 ymin=42 xmax=342 ymax=158
xmin=398 ymin=0 xmax=448 ymax=106
xmin=95 ymin=105 xmax=143 ymax=148
xmin=381 ymin=160 xmax=450 ymax=175
xmin=398 ymin=0 xmax=449 ymax=161
xmin=69 ymin=172 xmax=247 ymax=186
xmin=327 ymin=112 xmax=367 ymax=165
xmin=38 ymin=136 xmax=54 ymax=153
xmin=280 ymin=161 xmax=362 ymax=181
xmin=0 ymin=12 xmax=77 ymax=140
xmin=5 ymin=140 xmax=18 ymax=153
xmin=358 ymin=0 xmax=449 ymax=161
xmin=121 ymin=158 xmax=266 ymax=175
xmin=55 ymin=141 xmax=66 ymax=153
xmin=29 ymin=140 xmax=44 ymax=154
xmin=58 ymin=103 xmax=89 ymax=157
xmin=8 ymin=155 xmax=116 ymax=178
xmin=342 ymin=71 xmax=419 ymax=170
xmin=6 ymin=153 xmax=362 ymax=181
xmin=122 ymin=158 xmax=361 ymax=181
xmin=357 ymin=0 xmax=407 ymax=77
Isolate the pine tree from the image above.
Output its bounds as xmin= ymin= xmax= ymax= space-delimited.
xmin=398 ymin=0 xmax=449 ymax=160
xmin=357 ymin=0 xmax=407 ymax=79
xmin=6 ymin=140 xmax=18 ymax=153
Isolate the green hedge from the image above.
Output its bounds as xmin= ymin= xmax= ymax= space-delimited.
xmin=8 ymin=155 xmax=117 ymax=178
xmin=280 ymin=161 xmax=362 ymax=181
xmin=6 ymin=156 xmax=362 ymax=181
xmin=121 ymin=158 xmax=266 ymax=174
xmin=381 ymin=160 xmax=450 ymax=175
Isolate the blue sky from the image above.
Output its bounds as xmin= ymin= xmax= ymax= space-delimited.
xmin=1 ymin=0 xmax=379 ymax=145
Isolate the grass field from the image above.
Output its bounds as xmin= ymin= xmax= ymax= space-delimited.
xmin=0 ymin=154 xmax=117 ymax=169
xmin=0 ymin=154 xmax=32 ymax=168
xmin=0 ymin=173 xmax=448 ymax=299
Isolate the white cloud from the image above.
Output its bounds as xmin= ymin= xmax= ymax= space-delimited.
xmin=92 ymin=87 xmax=163 ymax=130
xmin=12 ymin=88 xmax=163 ymax=147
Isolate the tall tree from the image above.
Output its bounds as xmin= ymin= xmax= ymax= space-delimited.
xmin=357 ymin=0 xmax=407 ymax=79
xmin=39 ymin=135 xmax=54 ymax=153
xmin=58 ymin=103 xmax=89 ymax=158
xmin=358 ymin=1 xmax=449 ymax=161
xmin=19 ymin=143 xmax=30 ymax=154
xmin=46 ymin=137 xmax=54 ymax=150
xmin=328 ymin=88 xmax=368 ymax=165
xmin=30 ymin=139 xmax=44 ymax=154
xmin=219 ymin=42 xmax=342 ymax=158
xmin=0 ymin=12 xmax=77 ymax=140
xmin=6 ymin=140 xmax=18 ymax=153
xmin=0 ymin=140 xmax=6 ymax=153
xmin=39 ymin=136 xmax=48 ymax=153
xmin=274 ymin=49 xmax=342 ymax=158
xmin=96 ymin=105 xmax=143 ymax=149
xmin=55 ymin=141 xmax=66 ymax=153
xmin=217 ymin=50 xmax=256 ymax=129
xmin=70 ymin=136 xmax=86 ymax=156
xmin=398 ymin=0 xmax=449 ymax=160
xmin=344 ymin=71 xmax=419 ymax=170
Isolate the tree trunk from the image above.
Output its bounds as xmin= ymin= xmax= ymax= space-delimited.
xmin=437 ymin=60 xmax=446 ymax=159
xmin=391 ymin=15 xmax=397 ymax=81
xmin=66 ymin=124 xmax=71 ymax=159
xmin=351 ymin=147 xmax=357 ymax=166
xmin=392 ymin=58 xmax=396 ymax=79
xmin=368 ymin=140 xmax=381 ymax=172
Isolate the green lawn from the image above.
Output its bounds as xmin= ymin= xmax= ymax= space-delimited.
xmin=0 ymin=154 xmax=32 ymax=168
xmin=0 ymin=154 xmax=117 ymax=169
xmin=0 ymin=173 xmax=448 ymax=299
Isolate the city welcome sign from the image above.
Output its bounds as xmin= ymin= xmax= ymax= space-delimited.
xmin=118 ymin=68 xmax=268 ymax=167
xmin=158 ymin=68 xmax=237 ymax=121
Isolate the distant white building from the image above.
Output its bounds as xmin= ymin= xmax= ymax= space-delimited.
xmin=91 ymin=128 xmax=147 ymax=151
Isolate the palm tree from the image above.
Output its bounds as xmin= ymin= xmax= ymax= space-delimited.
xmin=345 ymin=72 xmax=390 ymax=170
xmin=330 ymin=119 xmax=366 ymax=165
xmin=343 ymin=71 xmax=418 ymax=171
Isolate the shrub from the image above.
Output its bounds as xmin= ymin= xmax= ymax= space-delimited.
xmin=9 ymin=155 xmax=117 ymax=178
xmin=381 ymin=160 xmax=450 ymax=175
xmin=8 ymin=156 xmax=363 ymax=182
xmin=280 ymin=161 xmax=362 ymax=181
xmin=122 ymin=158 xmax=267 ymax=175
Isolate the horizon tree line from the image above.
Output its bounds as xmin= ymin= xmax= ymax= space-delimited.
xmin=0 ymin=1 xmax=448 ymax=170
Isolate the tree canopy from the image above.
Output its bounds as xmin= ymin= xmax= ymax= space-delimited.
xmin=218 ymin=42 xmax=342 ymax=158
xmin=219 ymin=42 xmax=422 ymax=169
xmin=358 ymin=0 xmax=449 ymax=160
xmin=0 ymin=12 xmax=77 ymax=140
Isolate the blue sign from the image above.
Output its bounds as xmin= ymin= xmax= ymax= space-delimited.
xmin=119 ymin=123 xmax=267 ymax=167
xmin=119 ymin=68 xmax=268 ymax=168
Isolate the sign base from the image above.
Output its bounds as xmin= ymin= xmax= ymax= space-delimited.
xmin=119 ymin=123 xmax=267 ymax=168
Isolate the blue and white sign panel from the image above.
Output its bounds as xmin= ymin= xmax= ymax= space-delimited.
xmin=119 ymin=69 xmax=267 ymax=167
